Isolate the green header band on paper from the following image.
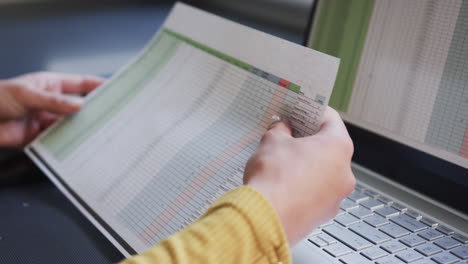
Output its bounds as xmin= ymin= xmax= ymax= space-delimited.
xmin=163 ymin=29 xmax=253 ymax=71
xmin=289 ymin=83 xmax=301 ymax=93
xmin=163 ymin=28 xmax=301 ymax=93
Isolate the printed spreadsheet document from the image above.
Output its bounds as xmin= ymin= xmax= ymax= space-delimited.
xmin=25 ymin=3 xmax=339 ymax=256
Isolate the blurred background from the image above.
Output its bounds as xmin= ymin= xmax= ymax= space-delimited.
xmin=0 ymin=0 xmax=315 ymax=183
xmin=0 ymin=1 xmax=314 ymax=263
xmin=0 ymin=0 xmax=313 ymax=79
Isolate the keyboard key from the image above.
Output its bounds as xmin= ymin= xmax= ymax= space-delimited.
xmin=349 ymin=207 xmax=374 ymax=219
xmin=340 ymin=252 xmax=373 ymax=264
xmin=380 ymin=240 xmax=407 ymax=253
xmin=335 ymin=214 xmax=360 ymax=227
xmin=395 ymin=249 xmax=424 ymax=263
xmin=412 ymin=259 xmax=438 ymax=264
xmin=421 ymin=217 xmax=439 ymax=228
xmin=400 ymin=234 xmax=426 ymax=247
xmin=318 ymin=233 xmax=337 ymax=245
xmin=364 ymin=189 xmax=380 ymax=199
xmin=452 ymin=233 xmax=468 ymax=244
xmin=418 ymin=229 xmax=445 ymax=241
xmin=323 ymin=224 xmax=373 ymax=251
xmin=434 ymin=237 xmax=461 ymax=250
xmin=310 ymin=229 xmax=322 ymax=236
xmin=415 ymin=243 xmax=443 ymax=256
xmin=323 ymin=242 xmax=353 ymax=257
xmin=431 ymin=252 xmax=460 ymax=264
xmin=392 ymin=203 xmax=408 ymax=212
xmin=451 ymin=245 xmax=468 ymax=259
xmin=336 ymin=209 xmax=346 ymax=216
xmin=375 ymin=255 xmax=405 ymax=264
xmin=309 ymin=237 xmax=327 ymax=247
xmin=437 ymin=226 xmax=455 ymax=235
xmin=320 ymin=219 xmax=335 ymax=227
xmin=348 ymin=191 xmax=370 ymax=203
xmin=405 ymin=209 xmax=422 ymax=220
xmin=380 ymin=223 xmax=411 ymax=238
xmin=453 ymin=233 xmax=468 ymax=244
xmin=361 ymin=199 xmax=385 ymax=211
xmin=341 ymin=199 xmax=359 ymax=211
xmin=361 ymin=246 xmax=388 ymax=260
xmin=355 ymin=183 xmax=366 ymax=192
xmin=349 ymin=222 xmax=392 ymax=244
xmin=376 ymin=207 xmax=401 ymax=218
xmin=378 ymin=196 xmax=394 ymax=205
xmin=391 ymin=215 xmax=428 ymax=232
xmin=364 ymin=215 xmax=390 ymax=228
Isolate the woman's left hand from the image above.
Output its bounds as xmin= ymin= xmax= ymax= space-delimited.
xmin=0 ymin=72 xmax=103 ymax=148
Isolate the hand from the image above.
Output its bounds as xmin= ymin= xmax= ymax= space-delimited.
xmin=244 ymin=107 xmax=355 ymax=245
xmin=0 ymin=72 xmax=103 ymax=148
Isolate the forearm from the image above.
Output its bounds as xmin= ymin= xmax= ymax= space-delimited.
xmin=121 ymin=186 xmax=291 ymax=264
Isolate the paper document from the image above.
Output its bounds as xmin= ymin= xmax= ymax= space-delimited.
xmin=25 ymin=3 xmax=339 ymax=256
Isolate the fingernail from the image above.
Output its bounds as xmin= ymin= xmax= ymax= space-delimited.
xmin=63 ymin=96 xmax=84 ymax=107
xmin=271 ymin=114 xmax=281 ymax=122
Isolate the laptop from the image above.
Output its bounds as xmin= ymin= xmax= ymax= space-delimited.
xmin=291 ymin=1 xmax=468 ymax=263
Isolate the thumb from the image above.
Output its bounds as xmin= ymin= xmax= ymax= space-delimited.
xmin=17 ymin=87 xmax=84 ymax=115
xmin=268 ymin=117 xmax=292 ymax=136
xmin=260 ymin=117 xmax=292 ymax=144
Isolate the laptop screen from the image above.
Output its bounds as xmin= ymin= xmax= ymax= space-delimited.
xmin=306 ymin=0 xmax=468 ymax=210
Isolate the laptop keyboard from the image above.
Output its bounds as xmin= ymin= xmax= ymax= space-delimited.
xmin=308 ymin=184 xmax=468 ymax=264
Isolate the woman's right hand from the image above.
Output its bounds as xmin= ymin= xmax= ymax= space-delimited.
xmin=244 ymin=106 xmax=355 ymax=246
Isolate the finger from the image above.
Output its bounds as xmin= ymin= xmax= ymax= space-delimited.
xmin=268 ymin=117 xmax=292 ymax=136
xmin=0 ymin=121 xmax=24 ymax=147
xmin=16 ymin=87 xmax=84 ymax=115
xmin=260 ymin=118 xmax=292 ymax=145
xmin=59 ymin=74 xmax=104 ymax=94
xmin=23 ymin=118 xmax=42 ymax=147
xmin=0 ymin=120 xmax=37 ymax=148
xmin=43 ymin=72 xmax=104 ymax=94
xmin=316 ymin=106 xmax=349 ymax=138
xmin=12 ymin=72 xmax=104 ymax=95
xmin=36 ymin=111 xmax=60 ymax=130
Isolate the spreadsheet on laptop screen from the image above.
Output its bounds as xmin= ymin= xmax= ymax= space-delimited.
xmin=310 ymin=0 xmax=468 ymax=169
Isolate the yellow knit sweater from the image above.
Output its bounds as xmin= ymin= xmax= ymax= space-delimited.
xmin=121 ymin=186 xmax=291 ymax=264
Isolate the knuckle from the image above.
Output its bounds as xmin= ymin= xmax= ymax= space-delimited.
xmin=248 ymin=153 xmax=280 ymax=178
xmin=244 ymin=152 xmax=275 ymax=184
xmin=8 ymin=83 xmax=21 ymax=94
xmin=48 ymin=95 xmax=62 ymax=106
xmin=340 ymin=171 xmax=356 ymax=198
xmin=9 ymin=82 xmax=28 ymax=97
xmin=27 ymin=71 xmax=54 ymax=82
xmin=261 ymin=130 xmax=278 ymax=143
xmin=251 ymin=155 xmax=270 ymax=172
xmin=34 ymin=71 xmax=50 ymax=77
xmin=345 ymin=173 xmax=356 ymax=195
xmin=329 ymin=134 xmax=354 ymax=159
xmin=343 ymin=136 xmax=354 ymax=156
xmin=338 ymin=134 xmax=353 ymax=153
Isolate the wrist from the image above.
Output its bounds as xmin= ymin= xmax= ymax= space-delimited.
xmin=246 ymin=181 xmax=294 ymax=244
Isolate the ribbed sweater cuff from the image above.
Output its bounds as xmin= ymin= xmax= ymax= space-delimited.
xmin=210 ymin=186 xmax=291 ymax=264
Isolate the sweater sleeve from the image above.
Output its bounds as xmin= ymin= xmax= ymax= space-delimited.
xmin=120 ymin=186 xmax=291 ymax=264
